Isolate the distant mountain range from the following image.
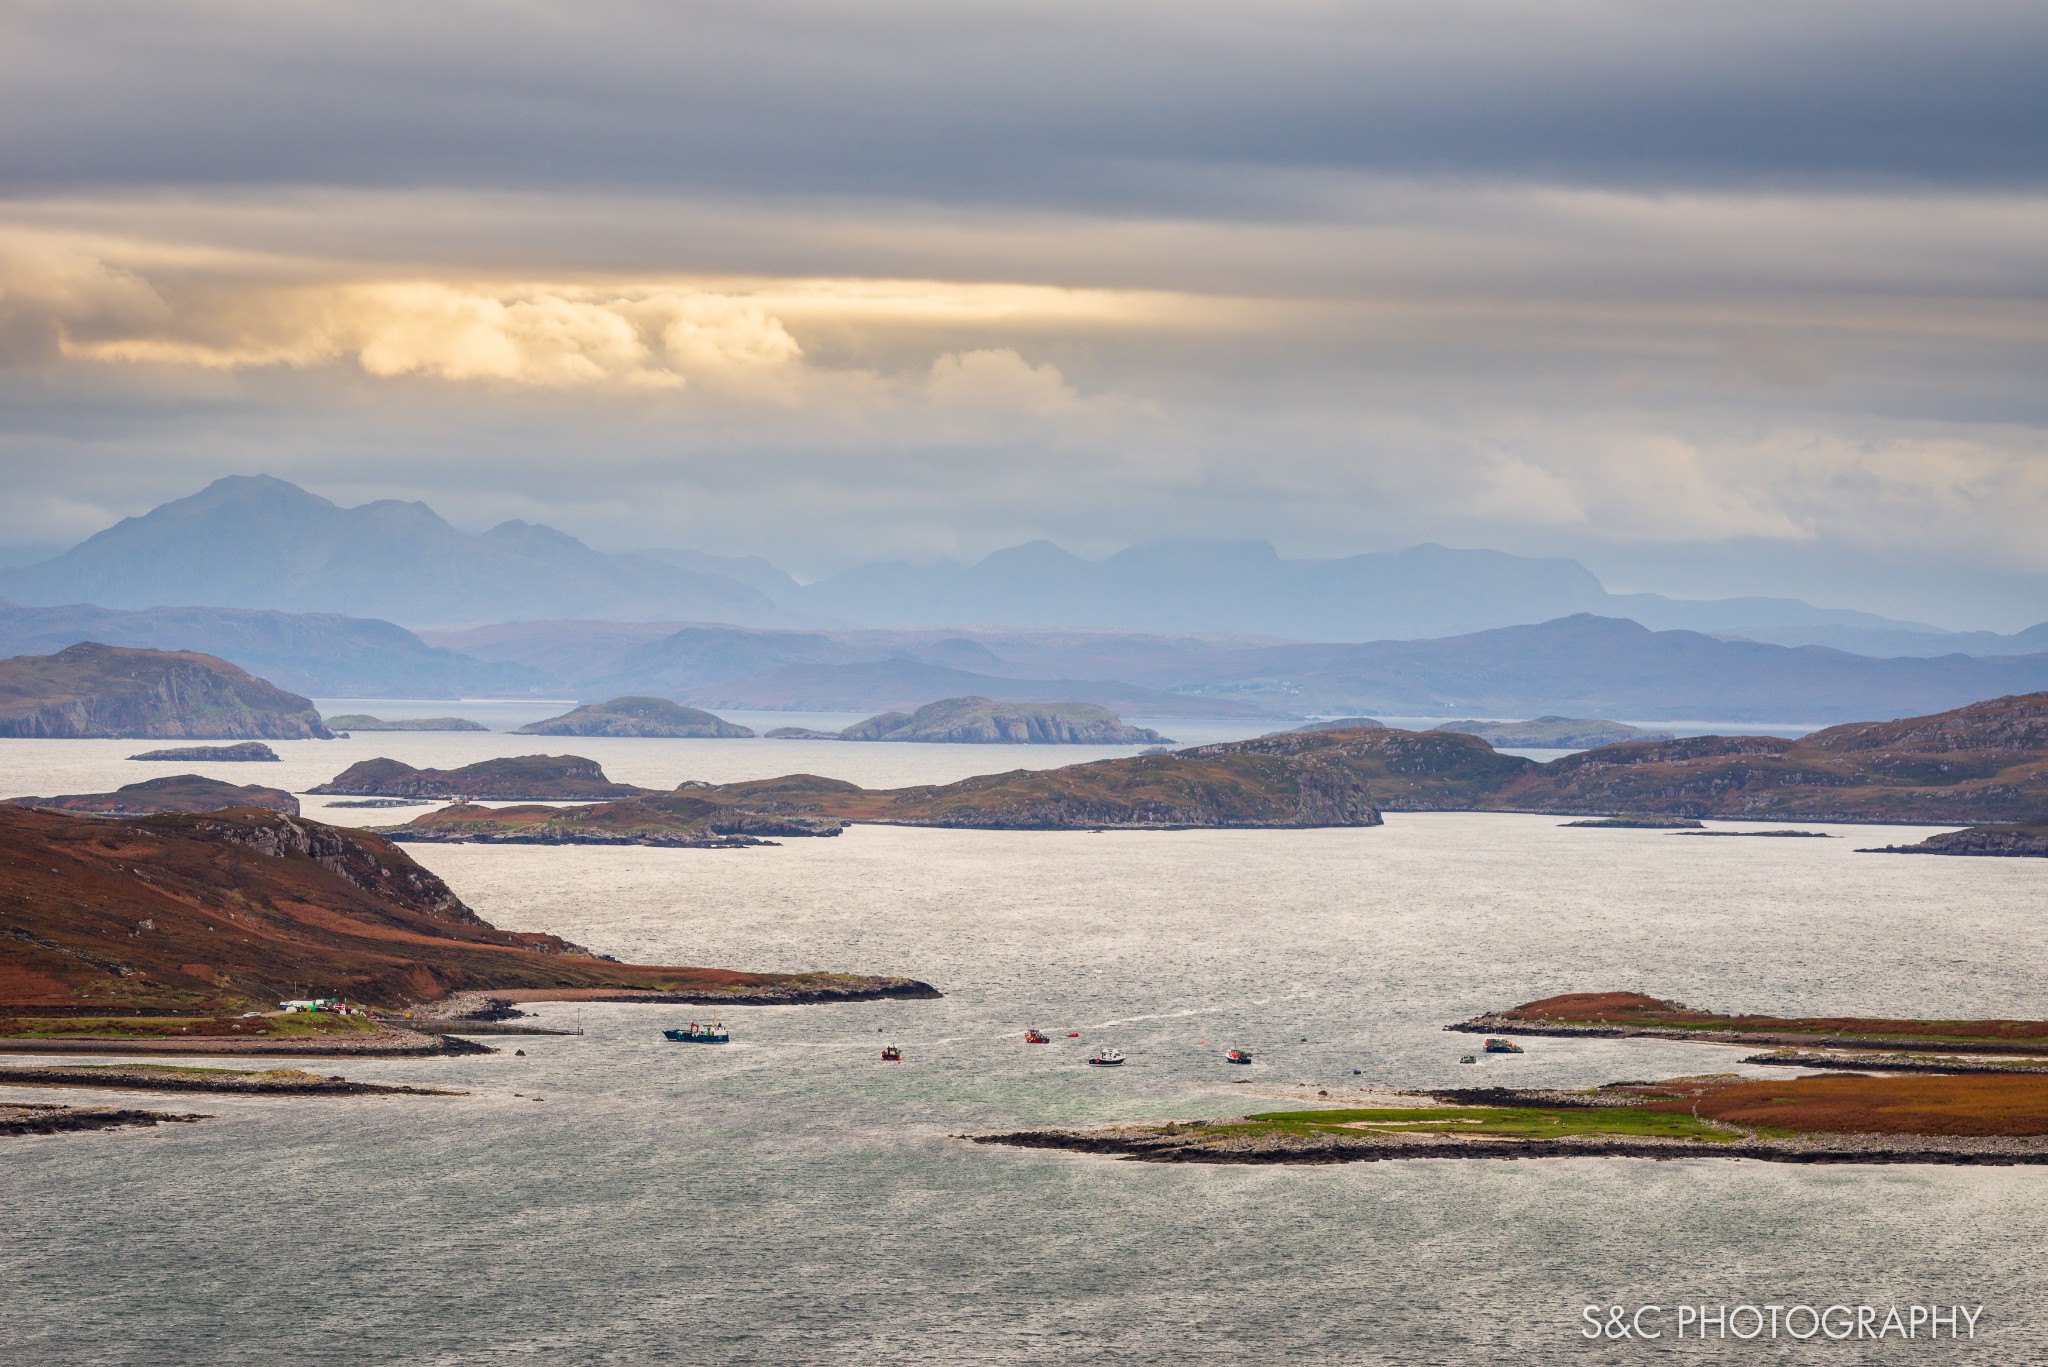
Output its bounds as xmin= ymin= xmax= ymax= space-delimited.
xmin=0 ymin=601 xmax=538 ymax=697
xmin=425 ymin=614 xmax=2048 ymax=724
xmin=0 ymin=476 xmax=810 ymax=630
xmin=7 ymin=475 xmax=2043 ymax=653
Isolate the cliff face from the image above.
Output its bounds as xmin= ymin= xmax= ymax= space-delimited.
xmin=309 ymin=754 xmax=650 ymax=800
xmin=837 ymin=696 xmax=1173 ymax=744
xmin=514 ymin=696 xmax=754 ymax=738
xmin=6 ymin=775 xmax=301 ymax=817
xmin=0 ymin=643 xmax=333 ymax=740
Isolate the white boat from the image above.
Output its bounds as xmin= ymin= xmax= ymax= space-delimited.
xmin=1087 ymin=1048 xmax=1125 ymax=1067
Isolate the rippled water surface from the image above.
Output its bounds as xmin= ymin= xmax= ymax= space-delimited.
xmin=3 ymin=736 xmax=2045 ymax=1364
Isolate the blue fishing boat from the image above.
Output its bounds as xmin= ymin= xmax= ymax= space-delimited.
xmin=664 ymin=1020 xmax=729 ymax=1044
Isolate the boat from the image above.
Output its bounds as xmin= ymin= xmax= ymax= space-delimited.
xmin=664 ymin=1020 xmax=729 ymax=1044
xmin=1225 ymin=1048 xmax=1253 ymax=1065
xmin=1483 ymin=1038 xmax=1525 ymax=1054
xmin=1066 ymin=1031 xmax=1080 ymax=1038
xmin=880 ymin=1044 xmax=902 ymax=1062
xmin=1024 ymin=1028 xmax=1051 ymax=1044
xmin=1087 ymin=1048 xmax=1125 ymax=1067
xmin=1459 ymin=1054 xmax=1477 ymax=1064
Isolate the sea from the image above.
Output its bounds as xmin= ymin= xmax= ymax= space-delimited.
xmin=2 ymin=713 xmax=2044 ymax=1364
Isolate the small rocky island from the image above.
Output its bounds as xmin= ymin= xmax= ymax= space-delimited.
xmin=1861 ymin=821 xmax=2048 ymax=858
xmin=323 ymin=715 xmax=490 ymax=732
xmin=310 ymin=754 xmax=652 ymax=800
xmin=514 ymin=696 xmax=754 ymax=738
xmin=6 ymin=773 xmax=300 ymax=816
xmin=0 ymin=642 xmax=333 ymax=739
xmin=768 ymin=696 xmax=1173 ymax=745
xmin=128 ymin=741 xmax=281 ymax=761
xmin=1560 ymin=815 xmax=1704 ymax=829
xmin=383 ymin=792 xmax=845 ymax=848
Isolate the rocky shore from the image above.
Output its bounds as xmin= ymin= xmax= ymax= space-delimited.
xmin=0 ymin=1102 xmax=209 ymax=1137
xmin=972 ymin=1124 xmax=2048 ymax=1167
xmin=1743 ymin=1049 xmax=2048 ymax=1076
xmin=420 ymin=975 xmax=943 ymax=1014
xmin=0 ymin=1027 xmax=493 ymax=1058
xmin=1447 ymin=1013 xmax=2048 ymax=1055
xmin=0 ymin=1065 xmax=464 ymax=1096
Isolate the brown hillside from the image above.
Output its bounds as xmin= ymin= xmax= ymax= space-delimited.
xmin=0 ymin=805 xmax=859 ymax=1013
xmin=0 ymin=642 xmax=333 ymax=739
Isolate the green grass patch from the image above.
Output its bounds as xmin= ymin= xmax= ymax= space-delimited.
xmin=0 ymin=1013 xmax=381 ymax=1039
xmin=1225 ymin=1105 xmax=1750 ymax=1144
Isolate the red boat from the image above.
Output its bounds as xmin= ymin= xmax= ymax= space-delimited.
xmin=1225 ymin=1048 xmax=1253 ymax=1065
xmin=881 ymin=1044 xmax=902 ymax=1061
xmin=1024 ymin=1028 xmax=1051 ymax=1044
xmin=1065 ymin=1031 xmax=1080 ymax=1038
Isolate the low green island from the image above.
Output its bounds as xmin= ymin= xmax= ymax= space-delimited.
xmin=324 ymin=715 xmax=490 ymax=732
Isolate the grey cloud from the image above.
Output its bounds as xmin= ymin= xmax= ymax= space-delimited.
xmin=1 ymin=1 xmax=2044 ymax=208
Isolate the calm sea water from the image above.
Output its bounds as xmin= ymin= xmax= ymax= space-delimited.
xmin=2 ymin=732 xmax=2044 ymax=1364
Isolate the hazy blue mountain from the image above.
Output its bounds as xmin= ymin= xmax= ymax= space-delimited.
xmin=794 ymin=537 xmax=2019 ymax=649
xmin=1135 ymin=615 xmax=2048 ymax=723
xmin=0 ymin=602 xmax=537 ymax=698
xmin=0 ymin=475 xmax=803 ymax=629
xmin=632 ymin=548 xmax=805 ymax=601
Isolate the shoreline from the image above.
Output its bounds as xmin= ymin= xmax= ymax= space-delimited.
xmin=0 ymin=1102 xmax=209 ymax=1137
xmin=1447 ymin=1015 xmax=2048 ymax=1056
xmin=971 ymin=1126 xmax=2048 ymax=1167
xmin=0 ymin=1065 xmax=463 ymax=1096
xmin=0 ymin=1028 xmax=494 ymax=1058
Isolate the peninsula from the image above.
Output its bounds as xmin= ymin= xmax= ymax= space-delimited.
xmin=309 ymin=754 xmax=652 ymax=800
xmin=0 ymin=642 xmax=333 ymax=739
xmin=128 ymin=742 xmax=281 ymax=761
xmin=0 ymin=804 xmax=938 ymax=1052
xmin=514 ymin=696 xmax=754 ymax=738
xmin=6 ymin=774 xmax=300 ymax=817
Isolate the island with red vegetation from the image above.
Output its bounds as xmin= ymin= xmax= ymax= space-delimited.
xmin=1451 ymin=992 xmax=2048 ymax=1054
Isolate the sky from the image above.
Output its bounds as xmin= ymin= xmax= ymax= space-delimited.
xmin=2 ymin=1 xmax=2046 ymax=628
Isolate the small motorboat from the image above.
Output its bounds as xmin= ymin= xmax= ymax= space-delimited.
xmin=1459 ymin=1054 xmax=1478 ymax=1065
xmin=1483 ymin=1038 xmax=1525 ymax=1054
xmin=880 ymin=1044 xmax=902 ymax=1062
xmin=664 ymin=1020 xmax=729 ymax=1044
xmin=1066 ymin=1031 xmax=1080 ymax=1038
xmin=1087 ymin=1048 xmax=1125 ymax=1067
xmin=1225 ymin=1048 xmax=1253 ymax=1065
xmin=1024 ymin=1028 xmax=1051 ymax=1044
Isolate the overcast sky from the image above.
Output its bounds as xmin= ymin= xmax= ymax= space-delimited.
xmin=3 ymin=1 xmax=2046 ymax=627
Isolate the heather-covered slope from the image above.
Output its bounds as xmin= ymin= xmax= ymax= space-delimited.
xmin=6 ymin=775 xmax=300 ymax=817
xmin=310 ymin=755 xmax=650 ymax=800
xmin=0 ymin=643 xmax=333 ymax=739
xmin=1487 ymin=691 xmax=2048 ymax=822
xmin=0 ymin=805 xmax=925 ymax=1013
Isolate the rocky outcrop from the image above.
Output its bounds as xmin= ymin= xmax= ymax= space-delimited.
xmin=309 ymin=754 xmax=651 ymax=800
xmin=514 ymin=696 xmax=753 ymax=738
xmin=127 ymin=742 xmax=281 ymax=761
xmin=6 ymin=775 xmax=300 ymax=817
xmin=0 ymin=642 xmax=332 ymax=739
xmin=1863 ymin=822 xmax=2048 ymax=857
